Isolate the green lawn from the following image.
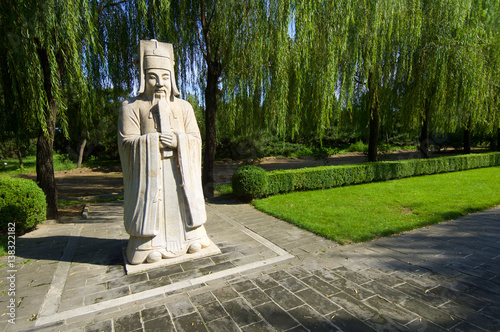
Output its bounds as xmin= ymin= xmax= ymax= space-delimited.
xmin=0 ymin=153 xmax=77 ymax=175
xmin=253 ymin=166 xmax=500 ymax=244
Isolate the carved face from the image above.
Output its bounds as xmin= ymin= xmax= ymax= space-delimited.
xmin=144 ymin=68 xmax=171 ymax=101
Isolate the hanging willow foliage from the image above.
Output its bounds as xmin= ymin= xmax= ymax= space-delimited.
xmin=0 ymin=0 xmax=100 ymax=218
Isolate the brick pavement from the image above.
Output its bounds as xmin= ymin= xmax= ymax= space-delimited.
xmin=0 ymin=200 xmax=499 ymax=331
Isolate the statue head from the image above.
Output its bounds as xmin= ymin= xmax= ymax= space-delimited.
xmin=138 ymin=39 xmax=180 ymax=101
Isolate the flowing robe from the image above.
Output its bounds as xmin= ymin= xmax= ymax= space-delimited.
xmin=118 ymin=96 xmax=207 ymax=263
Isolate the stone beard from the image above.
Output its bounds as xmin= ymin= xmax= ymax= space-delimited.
xmin=118 ymin=40 xmax=210 ymax=264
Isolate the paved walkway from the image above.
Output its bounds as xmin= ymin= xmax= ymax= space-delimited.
xmin=1 ymin=200 xmax=499 ymax=331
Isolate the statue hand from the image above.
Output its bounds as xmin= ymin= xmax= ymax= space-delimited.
xmin=160 ymin=133 xmax=178 ymax=149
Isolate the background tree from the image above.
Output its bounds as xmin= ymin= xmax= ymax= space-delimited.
xmin=403 ymin=0 xmax=497 ymax=157
xmin=0 ymin=0 xmax=99 ymax=219
xmin=339 ymin=0 xmax=422 ymax=162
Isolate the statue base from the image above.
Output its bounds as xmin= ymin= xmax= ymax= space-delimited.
xmin=123 ymin=240 xmax=221 ymax=275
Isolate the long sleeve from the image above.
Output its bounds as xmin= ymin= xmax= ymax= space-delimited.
xmin=118 ymin=100 xmax=161 ymax=236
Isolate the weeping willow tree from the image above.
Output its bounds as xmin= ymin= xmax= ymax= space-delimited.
xmin=0 ymin=0 xmax=99 ymax=219
xmin=403 ymin=0 xmax=498 ymax=156
xmin=338 ymin=0 xmax=422 ymax=161
xmin=158 ymin=1 xmax=293 ymax=197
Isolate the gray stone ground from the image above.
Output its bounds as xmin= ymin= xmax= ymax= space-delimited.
xmin=0 ymin=200 xmax=499 ymax=332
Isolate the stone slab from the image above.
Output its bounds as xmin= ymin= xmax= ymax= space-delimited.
xmin=123 ymin=241 xmax=221 ymax=275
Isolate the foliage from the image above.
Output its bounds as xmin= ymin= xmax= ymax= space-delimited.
xmin=0 ymin=153 xmax=77 ymax=176
xmin=214 ymin=183 xmax=233 ymax=197
xmin=0 ymin=177 xmax=46 ymax=235
xmin=233 ymin=152 xmax=500 ymax=199
xmin=253 ymin=166 xmax=500 ymax=244
xmin=232 ymin=165 xmax=268 ymax=201
xmin=346 ymin=141 xmax=368 ymax=153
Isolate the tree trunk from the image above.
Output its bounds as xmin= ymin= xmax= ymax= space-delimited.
xmin=16 ymin=150 xmax=23 ymax=169
xmin=367 ymin=72 xmax=379 ymax=162
xmin=202 ymin=64 xmax=219 ymax=198
xmin=464 ymin=129 xmax=471 ymax=154
xmin=200 ymin=0 xmax=221 ymax=198
xmin=464 ymin=117 xmax=472 ymax=154
xmin=497 ymin=128 xmax=500 ymax=152
xmin=77 ymin=138 xmax=87 ymax=168
xmin=36 ymin=46 xmax=58 ymax=220
xmin=419 ymin=101 xmax=430 ymax=158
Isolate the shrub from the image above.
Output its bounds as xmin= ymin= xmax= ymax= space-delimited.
xmin=347 ymin=141 xmax=368 ymax=153
xmin=232 ymin=165 xmax=268 ymax=201
xmin=233 ymin=152 xmax=500 ymax=200
xmin=0 ymin=177 xmax=46 ymax=235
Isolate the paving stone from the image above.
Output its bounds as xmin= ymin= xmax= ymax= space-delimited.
xmin=427 ymin=285 xmax=485 ymax=310
xmin=231 ymin=280 xmax=256 ymax=293
xmin=332 ymin=266 xmax=372 ymax=285
xmin=330 ymin=277 xmax=375 ymax=300
xmin=147 ymin=265 xmax=184 ymax=279
xmin=166 ymin=296 xmax=196 ymax=318
xmin=300 ymin=275 xmax=341 ymax=297
xmin=294 ymin=289 xmax=340 ymax=315
xmin=173 ymin=312 xmax=207 ymax=332
xmin=240 ymin=288 xmax=272 ymax=307
xmin=141 ymin=304 xmax=169 ymax=322
xmin=84 ymin=320 xmax=112 ymax=332
xmin=221 ymin=298 xmax=260 ymax=327
xmin=478 ymin=304 xmax=500 ymax=320
xmin=180 ymin=257 xmax=214 ymax=272
xmin=197 ymin=301 xmax=227 ymax=323
xmin=199 ymin=261 xmax=235 ymax=275
xmin=400 ymin=298 xmax=462 ymax=329
xmin=210 ymin=251 xmax=244 ymax=265
xmin=284 ymin=267 xmax=312 ymax=280
xmin=394 ymin=283 xmax=448 ymax=307
xmin=169 ymin=269 xmax=203 ymax=283
xmin=456 ymin=274 xmax=500 ymax=296
xmin=190 ymin=292 xmax=217 ymax=306
xmin=288 ymin=305 xmax=336 ymax=332
xmin=206 ymin=315 xmax=239 ymax=332
xmin=329 ymin=309 xmax=376 ymax=332
xmin=212 ymin=286 xmax=239 ymax=302
xmin=364 ymin=295 xmax=418 ymax=326
xmin=268 ymin=270 xmax=291 ymax=281
xmin=84 ymin=286 xmax=130 ymax=305
xmin=404 ymin=317 xmax=449 ymax=332
xmin=230 ymin=253 xmax=267 ymax=266
xmin=312 ymin=268 xmax=340 ymax=282
xmin=265 ymin=286 xmax=304 ymax=310
xmin=107 ymin=273 xmax=148 ymax=289
xmin=279 ymin=277 xmax=308 ymax=293
xmin=438 ymin=301 xmax=500 ymax=331
xmin=113 ymin=312 xmax=142 ymax=332
xmin=130 ymin=277 xmax=172 ymax=293
xmin=362 ymin=280 xmax=410 ymax=304
xmin=253 ymin=302 xmax=299 ymax=331
xmin=143 ymin=315 xmax=176 ymax=332
xmin=240 ymin=320 xmax=276 ymax=332
xmin=253 ymin=274 xmax=280 ymax=290
xmin=285 ymin=325 xmax=309 ymax=332
xmin=324 ymin=291 xmax=378 ymax=321
xmin=450 ymin=321 xmax=488 ymax=332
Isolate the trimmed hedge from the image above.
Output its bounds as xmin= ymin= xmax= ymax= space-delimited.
xmin=232 ymin=165 xmax=268 ymax=201
xmin=0 ymin=177 xmax=47 ymax=235
xmin=233 ymin=152 xmax=500 ymax=200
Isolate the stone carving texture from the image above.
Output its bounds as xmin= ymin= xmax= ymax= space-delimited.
xmin=118 ymin=40 xmax=210 ymax=264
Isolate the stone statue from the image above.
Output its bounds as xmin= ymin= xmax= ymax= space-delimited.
xmin=118 ymin=40 xmax=210 ymax=265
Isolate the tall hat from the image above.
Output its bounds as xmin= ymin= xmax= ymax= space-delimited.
xmin=138 ymin=39 xmax=180 ymax=96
